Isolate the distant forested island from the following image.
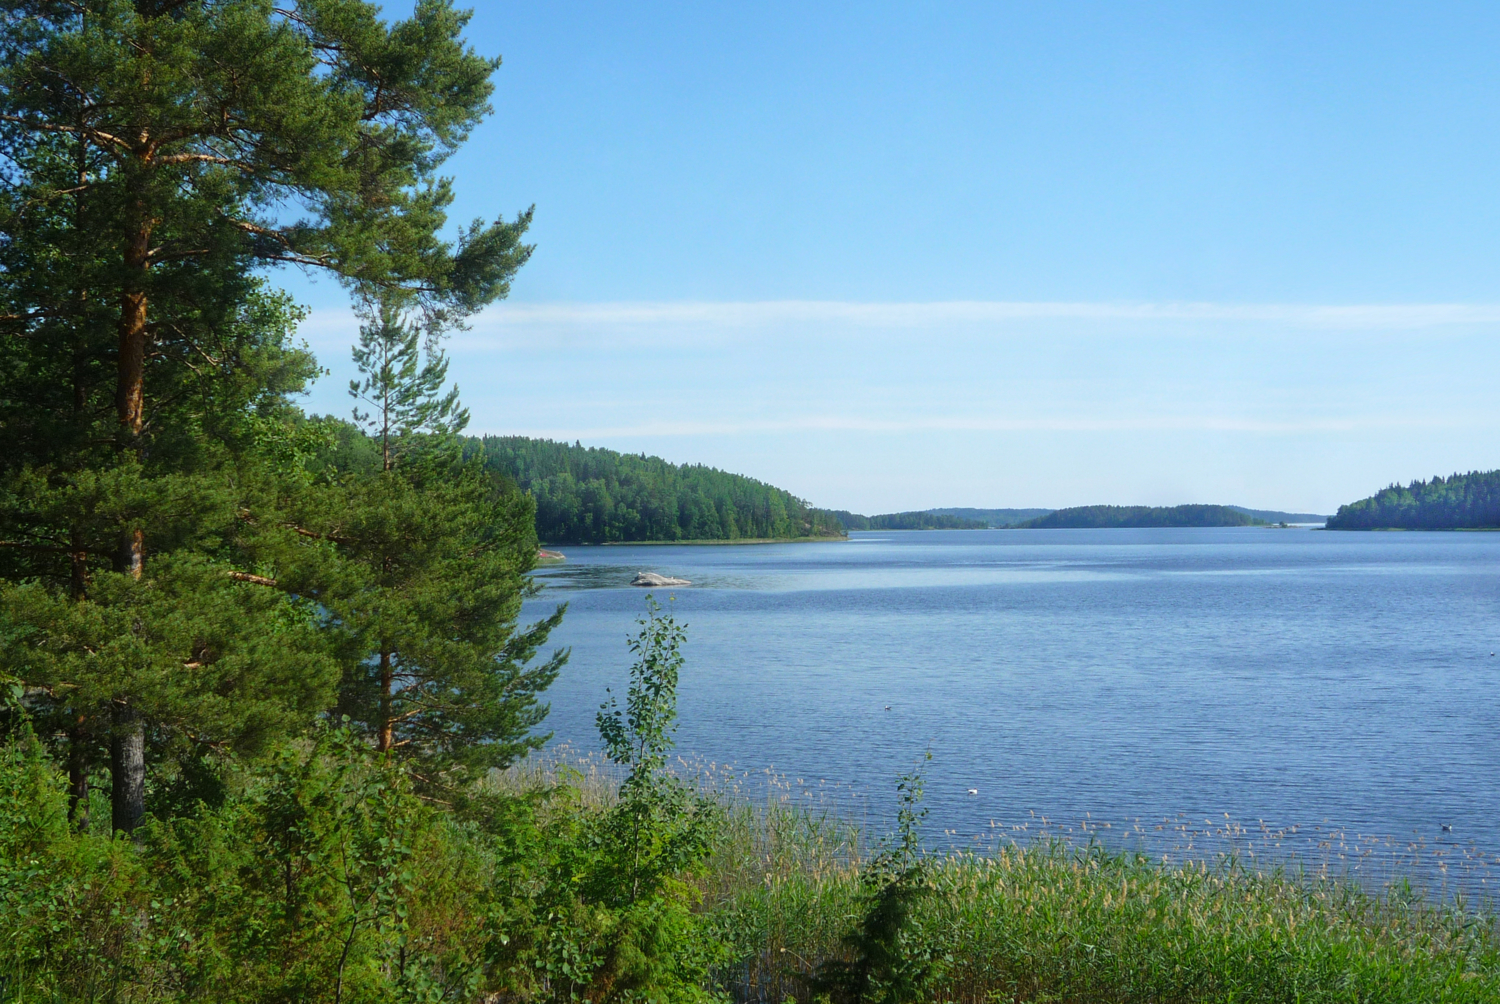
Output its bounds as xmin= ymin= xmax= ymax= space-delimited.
xmin=928 ymin=507 xmax=1054 ymax=527
xmin=473 ymin=437 xmax=846 ymax=543
xmin=1018 ymin=504 xmax=1266 ymax=528
xmin=887 ymin=506 xmax=1320 ymax=528
xmin=1326 ymin=470 xmax=1500 ymax=530
xmin=826 ymin=510 xmax=988 ymax=530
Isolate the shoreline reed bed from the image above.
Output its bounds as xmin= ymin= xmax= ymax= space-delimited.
xmin=717 ymin=842 xmax=1500 ymax=1004
xmin=499 ymin=747 xmax=1500 ymax=1003
xmin=958 ymin=810 xmax=1500 ymax=908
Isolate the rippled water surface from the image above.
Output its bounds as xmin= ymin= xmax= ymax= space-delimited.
xmin=523 ymin=528 xmax=1500 ymax=890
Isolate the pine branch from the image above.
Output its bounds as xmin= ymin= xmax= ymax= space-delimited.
xmin=227 ymin=570 xmax=278 ymax=587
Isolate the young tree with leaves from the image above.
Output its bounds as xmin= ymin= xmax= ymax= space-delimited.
xmin=525 ymin=597 xmax=723 ymax=1004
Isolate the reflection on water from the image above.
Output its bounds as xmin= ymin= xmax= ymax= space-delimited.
xmin=521 ymin=528 xmax=1500 ymax=900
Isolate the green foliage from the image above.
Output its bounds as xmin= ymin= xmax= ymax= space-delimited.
xmin=0 ymin=721 xmax=521 ymax=1002
xmin=475 ymin=437 xmax=846 ymax=544
xmin=1226 ymin=505 xmax=1328 ymax=524
xmin=1018 ymin=504 xmax=1265 ymax=528
xmin=298 ymin=460 xmax=567 ymax=793
xmin=0 ymin=0 xmax=538 ymax=829
xmin=0 ymin=280 xmax=319 ymax=587
xmin=1 ymin=552 xmax=340 ymax=758
xmin=715 ymin=832 xmax=1500 ymax=1004
xmin=0 ymin=0 xmax=532 ymax=320
xmin=1328 ymin=470 xmax=1500 ymax=530
xmin=3 ymin=687 xmax=1500 ymax=1003
xmin=302 ymin=290 xmax=567 ymax=795
xmin=593 ymin=599 xmax=713 ymax=908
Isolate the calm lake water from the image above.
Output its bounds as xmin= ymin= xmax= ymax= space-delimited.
xmin=523 ymin=528 xmax=1500 ymax=893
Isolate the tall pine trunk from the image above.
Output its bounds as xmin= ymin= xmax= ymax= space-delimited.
xmin=110 ymin=211 xmax=150 ymax=831
xmin=115 ymin=211 xmax=148 ymax=577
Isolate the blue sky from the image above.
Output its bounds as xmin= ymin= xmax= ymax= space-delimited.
xmin=289 ymin=2 xmax=1500 ymax=514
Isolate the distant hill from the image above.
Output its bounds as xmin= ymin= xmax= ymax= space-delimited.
xmin=1229 ymin=506 xmax=1328 ymax=524
xmin=1018 ymin=505 xmax=1264 ymax=529
xmin=473 ymin=437 xmax=846 ymax=544
xmin=926 ymin=507 xmax=1054 ymax=527
xmin=1326 ymin=471 xmax=1500 ymax=530
xmin=824 ymin=510 xmax=988 ymax=531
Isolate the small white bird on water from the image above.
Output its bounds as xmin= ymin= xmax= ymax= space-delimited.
xmin=967 ymin=788 xmax=978 ymax=796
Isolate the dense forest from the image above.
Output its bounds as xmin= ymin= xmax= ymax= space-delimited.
xmin=1019 ymin=505 xmax=1265 ymax=528
xmin=1326 ymin=470 xmax=1500 ymax=529
xmin=827 ymin=509 xmax=988 ymax=530
xmin=474 ymin=437 xmax=846 ymax=543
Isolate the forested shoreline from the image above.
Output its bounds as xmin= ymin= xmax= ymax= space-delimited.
xmin=1326 ymin=470 xmax=1500 ymax=529
xmin=474 ymin=436 xmax=847 ymax=543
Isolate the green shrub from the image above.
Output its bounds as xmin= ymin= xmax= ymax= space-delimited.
xmin=516 ymin=597 xmax=727 ymax=1004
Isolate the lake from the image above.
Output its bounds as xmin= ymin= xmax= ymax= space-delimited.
xmin=523 ymin=527 xmax=1500 ymax=894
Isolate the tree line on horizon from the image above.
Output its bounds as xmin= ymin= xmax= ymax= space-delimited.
xmin=825 ymin=509 xmax=988 ymax=530
xmin=1326 ymin=470 xmax=1500 ymax=530
xmin=1017 ymin=505 xmax=1265 ymax=528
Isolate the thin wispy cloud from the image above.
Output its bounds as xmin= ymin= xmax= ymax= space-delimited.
xmin=502 ymin=412 xmax=1485 ymax=441
xmin=299 ymin=298 xmax=1500 ymax=352
xmin=478 ymin=300 xmax=1500 ymax=330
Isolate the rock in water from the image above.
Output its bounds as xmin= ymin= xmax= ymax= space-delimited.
xmin=631 ymin=571 xmax=691 ymax=587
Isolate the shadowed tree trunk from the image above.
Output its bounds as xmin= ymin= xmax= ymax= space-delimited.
xmin=108 ymin=207 xmax=149 ymax=831
xmin=114 ymin=211 xmax=149 ymax=580
xmin=111 ymin=701 xmax=144 ymax=833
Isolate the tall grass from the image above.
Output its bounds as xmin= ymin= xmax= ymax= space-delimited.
xmin=499 ymin=749 xmax=1500 ymax=1003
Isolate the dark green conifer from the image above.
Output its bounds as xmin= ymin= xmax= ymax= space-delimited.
xmin=0 ymin=0 xmax=535 ymax=829
xmin=295 ymin=297 xmax=566 ymax=797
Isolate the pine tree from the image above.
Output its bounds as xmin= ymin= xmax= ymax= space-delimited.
xmin=349 ymin=301 xmax=467 ymax=473
xmin=293 ymin=294 xmax=566 ymax=796
xmin=0 ymin=0 xmax=534 ymax=830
